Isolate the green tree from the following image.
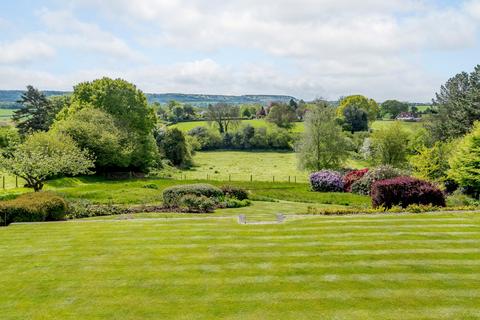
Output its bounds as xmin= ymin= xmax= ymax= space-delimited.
xmin=370 ymin=122 xmax=410 ymax=167
xmin=380 ymin=100 xmax=409 ymax=119
xmin=0 ymin=131 xmax=94 ymax=191
xmin=410 ymin=141 xmax=453 ymax=183
xmin=266 ymin=102 xmax=297 ymax=129
xmin=448 ymin=122 xmax=480 ymax=197
xmin=425 ymin=65 xmax=480 ymax=141
xmin=337 ymin=95 xmax=380 ymax=121
xmin=206 ymin=103 xmax=240 ymax=134
xmin=0 ymin=126 xmax=21 ymax=157
xmin=340 ymin=105 xmax=369 ymax=133
xmin=12 ymin=86 xmax=59 ymax=135
xmin=296 ymin=102 xmax=350 ymax=171
xmin=156 ymin=128 xmax=193 ymax=167
xmin=52 ymin=108 xmax=128 ymax=171
xmin=65 ymin=77 xmax=158 ymax=172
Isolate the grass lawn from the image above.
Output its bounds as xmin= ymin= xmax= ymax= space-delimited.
xmin=185 ymin=151 xmax=308 ymax=182
xmin=1 ymin=212 xmax=479 ymax=319
xmin=34 ymin=176 xmax=370 ymax=207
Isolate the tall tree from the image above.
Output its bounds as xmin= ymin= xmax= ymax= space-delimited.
xmin=0 ymin=131 xmax=94 ymax=192
xmin=12 ymin=86 xmax=56 ymax=135
xmin=266 ymin=102 xmax=297 ymax=129
xmin=425 ymin=65 xmax=480 ymax=142
xmin=341 ymin=105 xmax=369 ymax=133
xmin=296 ymin=102 xmax=350 ymax=171
xmin=370 ymin=122 xmax=410 ymax=167
xmin=65 ymin=77 xmax=158 ymax=172
xmin=380 ymin=100 xmax=409 ymax=119
xmin=337 ymin=95 xmax=380 ymax=121
xmin=206 ymin=103 xmax=240 ymax=134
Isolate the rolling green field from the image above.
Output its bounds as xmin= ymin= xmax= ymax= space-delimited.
xmin=1 ymin=211 xmax=479 ymax=319
xmin=172 ymin=119 xmax=421 ymax=134
xmin=0 ymin=109 xmax=15 ymax=125
xmin=177 ymin=151 xmax=368 ymax=182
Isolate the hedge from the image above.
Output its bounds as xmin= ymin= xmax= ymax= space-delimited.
xmin=162 ymin=183 xmax=223 ymax=207
xmin=0 ymin=192 xmax=67 ymax=225
xmin=371 ymin=176 xmax=446 ymax=209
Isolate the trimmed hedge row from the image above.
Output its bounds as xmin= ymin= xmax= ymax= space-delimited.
xmin=0 ymin=192 xmax=67 ymax=225
xmin=371 ymin=176 xmax=446 ymax=209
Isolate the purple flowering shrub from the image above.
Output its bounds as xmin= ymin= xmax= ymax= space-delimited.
xmin=309 ymin=170 xmax=344 ymax=192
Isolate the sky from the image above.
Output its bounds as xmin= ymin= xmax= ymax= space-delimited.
xmin=0 ymin=0 xmax=480 ymax=102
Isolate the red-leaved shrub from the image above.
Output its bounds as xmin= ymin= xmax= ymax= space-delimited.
xmin=371 ymin=176 xmax=446 ymax=209
xmin=343 ymin=168 xmax=369 ymax=192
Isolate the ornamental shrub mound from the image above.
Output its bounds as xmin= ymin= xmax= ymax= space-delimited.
xmin=309 ymin=170 xmax=344 ymax=192
xmin=162 ymin=184 xmax=223 ymax=208
xmin=351 ymin=165 xmax=402 ymax=195
xmin=220 ymin=185 xmax=249 ymax=200
xmin=0 ymin=192 xmax=67 ymax=225
xmin=343 ymin=168 xmax=369 ymax=192
xmin=371 ymin=176 xmax=446 ymax=209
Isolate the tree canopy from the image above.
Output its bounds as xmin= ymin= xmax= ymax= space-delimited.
xmin=381 ymin=100 xmax=409 ymax=119
xmin=425 ymin=65 xmax=480 ymax=142
xmin=12 ymin=86 xmax=59 ymax=135
xmin=206 ymin=103 xmax=240 ymax=134
xmin=296 ymin=102 xmax=350 ymax=171
xmin=0 ymin=131 xmax=94 ymax=191
xmin=337 ymin=95 xmax=380 ymax=121
xmin=266 ymin=102 xmax=297 ymax=129
xmin=61 ymin=77 xmax=158 ymax=172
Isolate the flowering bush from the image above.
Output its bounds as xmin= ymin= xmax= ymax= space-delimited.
xmin=309 ymin=170 xmax=344 ymax=192
xmin=343 ymin=168 xmax=369 ymax=192
xmin=371 ymin=176 xmax=446 ymax=209
xmin=351 ymin=165 xmax=402 ymax=195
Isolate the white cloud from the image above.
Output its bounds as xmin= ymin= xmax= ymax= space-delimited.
xmin=37 ymin=9 xmax=146 ymax=62
xmin=0 ymin=38 xmax=55 ymax=64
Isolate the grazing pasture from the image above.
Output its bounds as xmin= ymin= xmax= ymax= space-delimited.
xmin=1 ymin=212 xmax=479 ymax=319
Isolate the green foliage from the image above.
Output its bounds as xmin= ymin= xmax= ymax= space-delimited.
xmin=188 ymin=126 xmax=223 ymax=150
xmin=351 ymin=165 xmax=403 ymax=195
xmin=340 ymin=105 xmax=369 ymax=133
xmin=220 ymin=198 xmax=251 ymax=208
xmin=67 ymin=77 xmax=158 ymax=172
xmin=266 ymin=102 xmax=297 ymax=129
xmin=12 ymin=86 xmax=60 ymax=135
xmin=0 ymin=126 xmax=20 ymax=156
xmin=448 ymin=121 xmax=480 ymax=197
xmin=220 ymin=185 xmax=249 ymax=200
xmin=337 ymin=95 xmax=380 ymax=121
xmin=380 ymin=100 xmax=409 ymax=119
xmin=0 ymin=192 xmax=67 ymax=225
xmin=425 ymin=65 xmax=480 ymax=141
xmin=52 ymin=108 xmax=128 ymax=171
xmin=206 ymin=103 xmax=240 ymax=134
xmin=446 ymin=190 xmax=480 ymax=207
xmin=162 ymin=183 xmax=223 ymax=207
xmin=0 ymin=131 xmax=94 ymax=191
xmin=297 ymin=103 xmax=350 ymax=171
xmin=66 ymin=199 xmax=128 ymax=219
xmin=370 ymin=122 xmax=410 ymax=167
xmin=410 ymin=141 xmax=453 ymax=183
xmin=156 ymin=128 xmax=193 ymax=167
xmin=178 ymin=194 xmax=216 ymax=213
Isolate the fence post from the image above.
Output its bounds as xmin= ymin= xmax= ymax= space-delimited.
xmin=229 ymin=174 xmax=231 ymax=182
xmin=273 ymin=176 xmax=275 ymax=182
xmin=2 ymin=176 xmax=5 ymax=189
xmin=250 ymin=175 xmax=253 ymax=182
xmin=288 ymin=176 xmax=291 ymax=183
xmin=295 ymin=176 xmax=297 ymax=183
xmin=15 ymin=176 xmax=18 ymax=188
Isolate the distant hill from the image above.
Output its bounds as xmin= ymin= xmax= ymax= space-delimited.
xmin=0 ymin=90 xmax=297 ymax=109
